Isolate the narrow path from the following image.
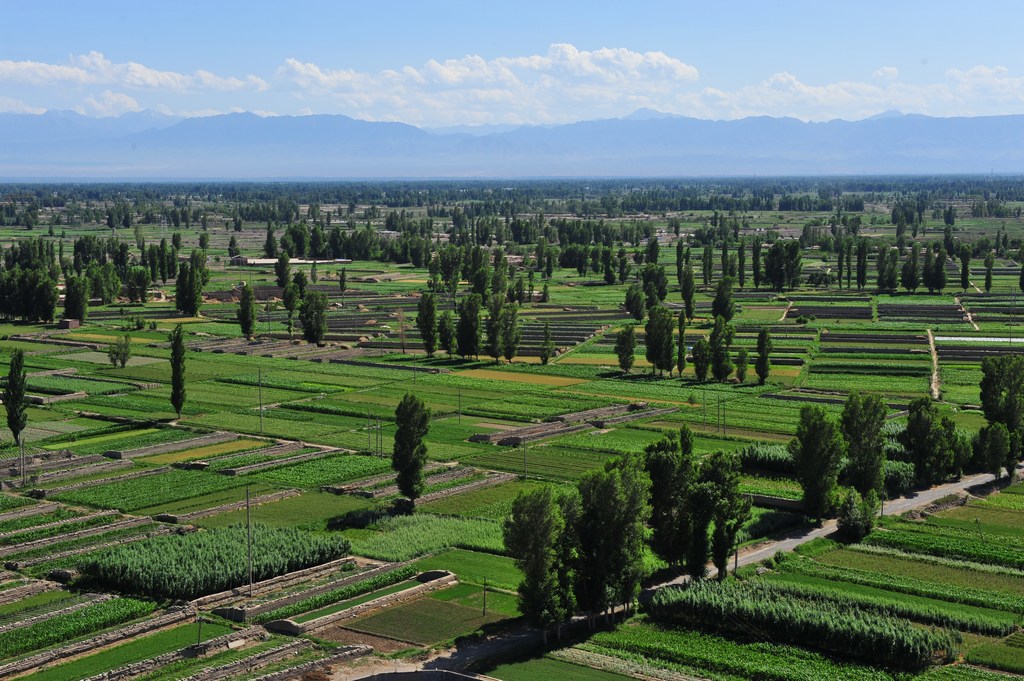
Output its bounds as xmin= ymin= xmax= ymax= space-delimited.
xmin=778 ymin=301 xmax=793 ymax=322
xmin=927 ymin=328 xmax=941 ymax=400
xmin=954 ymin=296 xmax=981 ymax=331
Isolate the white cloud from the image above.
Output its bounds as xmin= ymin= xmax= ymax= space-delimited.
xmin=0 ymin=51 xmax=266 ymax=93
xmin=873 ymin=66 xmax=898 ymax=80
xmin=74 ymin=90 xmax=141 ymax=116
xmin=276 ymin=43 xmax=700 ymax=125
xmin=0 ymin=96 xmax=46 ymax=114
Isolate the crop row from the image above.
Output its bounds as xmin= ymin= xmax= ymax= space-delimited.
xmin=78 ymin=525 xmax=350 ymax=600
xmin=253 ymin=566 xmax=417 ymax=623
xmin=349 ymin=514 xmax=505 ymax=562
xmin=865 ymin=525 xmax=1024 ymax=570
xmin=762 ymin=572 xmax=1014 ymax=635
xmin=777 ymin=554 xmax=1024 ymax=614
xmin=0 ymin=597 xmax=155 ymax=659
xmin=251 ymin=454 xmax=391 ymax=488
xmin=583 ymin=621 xmax=894 ymax=681
xmin=646 ymin=580 xmax=959 ymax=671
xmin=53 ymin=469 xmax=248 ymax=512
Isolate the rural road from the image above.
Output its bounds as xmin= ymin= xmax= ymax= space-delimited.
xmin=330 ymin=465 xmax=1022 ymax=680
xmin=658 ymin=464 xmax=1021 ymax=586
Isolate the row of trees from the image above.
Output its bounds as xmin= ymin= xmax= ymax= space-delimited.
xmin=615 ymin=313 xmax=772 ymax=385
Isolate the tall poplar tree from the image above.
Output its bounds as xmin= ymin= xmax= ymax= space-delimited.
xmin=169 ymin=325 xmax=186 ymax=419
xmin=393 ymin=393 xmax=430 ymax=506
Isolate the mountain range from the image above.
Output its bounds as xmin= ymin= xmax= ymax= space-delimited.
xmin=1 ymin=108 xmax=1022 ymax=179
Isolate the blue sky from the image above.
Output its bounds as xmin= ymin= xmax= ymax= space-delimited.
xmin=4 ymin=0 xmax=1024 ymax=125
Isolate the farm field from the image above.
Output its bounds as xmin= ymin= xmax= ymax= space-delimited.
xmin=0 ymin=178 xmax=1022 ymax=679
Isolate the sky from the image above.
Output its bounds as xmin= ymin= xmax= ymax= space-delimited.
xmin=3 ymin=0 xmax=1024 ymax=126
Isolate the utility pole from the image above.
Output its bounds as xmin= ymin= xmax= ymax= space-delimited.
xmin=246 ymin=485 xmax=253 ymax=597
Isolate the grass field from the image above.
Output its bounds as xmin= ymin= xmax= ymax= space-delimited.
xmin=489 ymin=657 xmax=632 ymax=681
xmin=346 ymin=596 xmax=506 ymax=645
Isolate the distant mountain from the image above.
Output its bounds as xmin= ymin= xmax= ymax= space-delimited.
xmin=1 ymin=109 xmax=1022 ymax=178
xmin=425 ymin=123 xmax=527 ymax=136
xmin=0 ymin=109 xmax=181 ymax=144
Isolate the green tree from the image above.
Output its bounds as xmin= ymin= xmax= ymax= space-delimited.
xmin=837 ymin=489 xmax=879 ymax=542
xmin=169 ymin=325 xmax=186 ymax=419
xmin=933 ymin=247 xmax=948 ymax=292
xmin=392 ymin=393 xmax=430 ymax=506
xmin=901 ymin=244 xmax=920 ymax=292
xmin=107 ymin=334 xmax=132 ymax=368
xmin=299 ymin=290 xmax=328 ymax=344
xmin=126 ymin=266 xmax=150 ymax=303
xmin=959 ymin=245 xmax=972 ymax=292
xmin=980 ymin=354 xmax=1024 ymax=461
xmin=438 ymin=310 xmax=455 ymax=357
xmin=737 ymin=239 xmax=747 ymax=289
xmin=63 ymin=274 xmax=89 ymax=322
xmin=237 ymin=283 xmax=257 ymax=339
xmin=338 ymin=267 xmax=347 ymax=307
xmin=175 ymin=251 xmax=208 ymax=316
xmin=755 ymin=327 xmax=772 ymax=385
xmin=789 ymin=405 xmax=845 ymax=521
xmin=282 ymin=283 xmax=299 ymax=338
xmin=735 ymin=348 xmax=748 ymax=383
xmin=485 ymin=298 xmax=504 ymax=362
xmin=980 ymin=422 xmax=1012 ymax=479
xmin=264 ymin=223 xmax=277 ymax=258
xmin=503 ymin=487 xmax=571 ymax=644
xmin=500 ymin=302 xmax=522 ymax=362
xmin=540 ymin=321 xmax=555 ymax=365
xmin=676 ymin=311 xmax=687 ymax=377
xmin=840 ymin=391 xmax=888 ymax=496
xmin=900 ymin=398 xmax=954 ymax=485
xmin=644 ymin=427 xmax=695 ymax=568
xmin=691 ymin=336 xmax=711 ymax=382
xmin=705 ymin=451 xmax=751 ymax=580
xmin=711 ymin=276 xmax=735 ymax=321
xmin=680 ymin=266 xmax=696 ymax=321
xmin=752 ymin=239 xmax=763 ymax=289
xmin=416 ymin=291 xmax=438 ymax=356
xmin=644 ymin=305 xmax=675 ymax=376
xmin=984 ymin=251 xmax=995 ymax=293
xmin=624 ymin=283 xmax=645 ymax=321
xmin=456 ymin=294 xmax=482 ymax=359
xmin=4 ymin=350 xmax=27 ymax=447
xmin=573 ymin=455 xmax=650 ymax=618
xmin=709 ymin=315 xmax=735 ymax=382
xmin=274 ymin=252 xmax=291 ymax=288
xmin=615 ymin=324 xmax=636 ymax=374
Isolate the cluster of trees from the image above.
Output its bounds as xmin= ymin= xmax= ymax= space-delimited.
xmin=504 ymin=426 xmax=751 ymax=639
xmin=616 ymin=315 xmax=771 ymax=386
xmin=977 ymin=355 xmax=1024 ymax=479
xmin=412 ymin=249 xmax=527 ymax=361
